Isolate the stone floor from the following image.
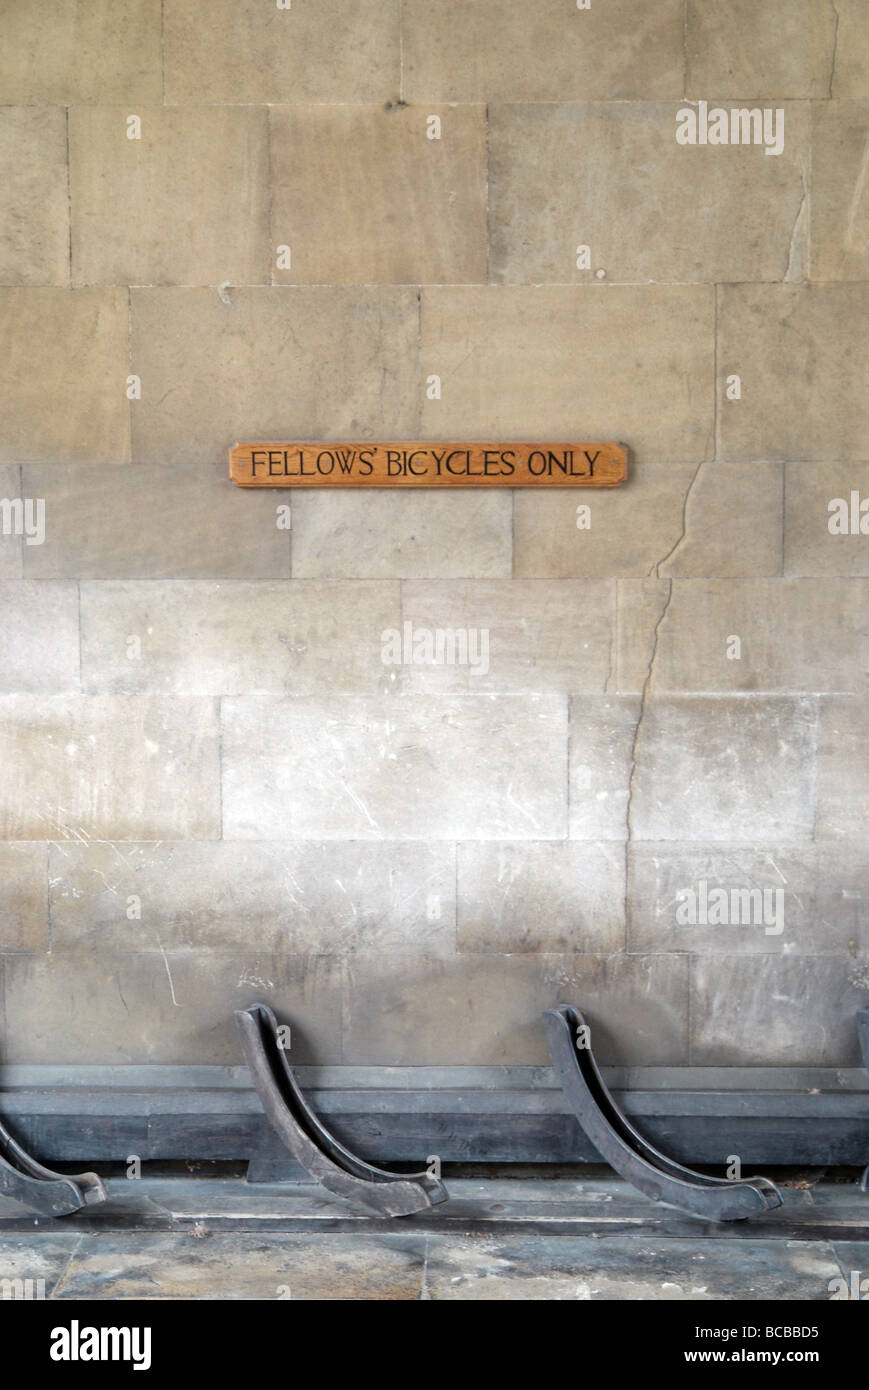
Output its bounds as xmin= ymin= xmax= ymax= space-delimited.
xmin=1 ymin=1174 xmax=866 ymax=1300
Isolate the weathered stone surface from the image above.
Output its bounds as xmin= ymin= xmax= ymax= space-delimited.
xmin=0 ymin=843 xmax=48 ymax=952
xmin=270 ymin=105 xmax=486 ymax=285
xmin=630 ymin=697 xmax=818 ymax=841
xmin=457 ymin=842 xmax=625 ymax=953
xmin=421 ymin=288 xmax=714 ymax=462
xmin=222 ymin=695 xmax=567 ymax=841
xmin=629 ymin=842 xmax=869 ymax=955
xmin=70 ymin=108 xmax=270 ymax=287
xmin=0 ymin=0 xmax=162 ymax=104
xmin=654 ymin=463 xmax=783 ymax=578
xmin=690 ymin=954 xmax=869 ymax=1064
xmin=3 ymin=953 xmax=344 ymax=1064
xmin=569 ymin=697 xmax=639 ymax=841
xmin=399 ymin=580 xmax=615 ymax=693
xmin=685 ymin=0 xmax=837 ymax=97
xmin=80 ymin=580 xmax=399 ymax=695
xmin=489 ymin=104 xmax=808 ymax=284
xmin=515 ymin=462 xmax=780 ymax=580
xmin=0 ymin=109 xmax=69 ymax=288
xmin=131 ymin=287 xmax=419 ymax=464
xmin=0 ymin=290 xmax=130 ymax=464
xmin=718 ymin=285 xmax=869 ymax=462
xmin=619 ymin=578 xmax=869 ymax=693
xmin=55 ymin=1231 xmax=426 ymax=1300
xmin=785 ymin=463 xmax=869 ymax=577
xmin=0 ymin=1234 xmax=83 ymax=1295
xmin=164 ymin=0 xmax=399 ymax=104
xmin=22 ymin=463 xmax=290 ymax=580
xmin=403 ymin=0 xmax=684 ymax=102
xmin=425 ymin=1235 xmax=840 ymax=1301
xmin=0 ymin=697 xmax=220 ymax=840
xmin=48 ymin=840 xmax=456 ymax=956
xmin=832 ymin=1 xmax=869 ymax=97
xmin=810 ymin=103 xmax=869 ymax=281
xmin=816 ymin=696 xmax=869 ymax=840
xmin=0 ymin=467 xmax=24 ymax=579
xmin=290 ymin=493 xmax=511 ymax=580
xmin=343 ymin=952 xmax=688 ymax=1064
xmin=0 ymin=582 xmax=79 ymax=694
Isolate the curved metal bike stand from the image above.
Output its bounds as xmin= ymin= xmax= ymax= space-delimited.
xmin=544 ymin=1004 xmax=783 ymax=1222
xmin=236 ymin=1003 xmax=448 ymax=1217
xmin=0 ymin=1115 xmax=106 ymax=1216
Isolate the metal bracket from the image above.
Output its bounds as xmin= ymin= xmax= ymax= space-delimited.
xmin=544 ymin=1004 xmax=783 ymax=1222
xmin=0 ymin=1114 xmax=106 ymax=1217
xmin=236 ymin=1004 xmax=448 ymax=1217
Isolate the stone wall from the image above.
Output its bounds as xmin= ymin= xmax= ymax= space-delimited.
xmin=0 ymin=0 xmax=867 ymax=1068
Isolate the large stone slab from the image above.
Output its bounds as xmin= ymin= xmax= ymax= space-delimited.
xmin=489 ymin=103 xmax=808 ymax=284
xmin=131 ymin=287 xmax=419 ymax=464
xmin=270 ymin=105 xmax=486 ymax=285
xmin=0 ymin=0 xmax=162 ymax=103
xmin=0 ymin=843 xmax=48 ymax=952
xmin=0 ymin=466 xmax=24 ymax=579
xmin=685 ymin=0 xmax=838 ymax=97
xmin=70 ymin=108 xmax=270 ymax=287
xmin=0 ymin=108 xmax=69 ymax=287
xmin=421 ymin=287 xmax=714 ymax=462
xmin=399 ymin=580 xmax=615 ymax=693
xmin=403 ymin=0 xmax=684 ymax=101
xmin=425 ymin=1234 xmax=841 ymax=1300
xmin=0 ymin=1234 xmax=84 ymax=1297
xmin=342 ymin=952 xmax=688 ymax=1064
xmin=0 ymin=290 xmax=130 ymax=464
xmin=718 ymin=284 xmax=869 ymax=462
xmin=630 ymin=696 xmax=818 ymax=841
xmin=619 ymin=578 xmax=869 ymax=693
xmin=0 ymin=696 xmax=220 ymax=840
xmin=690 ymin=954 xmax=869 ymax=1065
xmin=55 ymin=1231 xmax=426 ymax=1300
xmin=629 ymin=842 xmax=869 ymax=955
xmin=164 ymin=0 xmax=399 ymax=104
xmin=22 ymin=463 xmax=290 ymax=579
xmin=0 ymin=582 xmax=79 ymax=694
xmin=80 ymin=580 xmax=399 ymax=695
xmin=569 ymin=696 xmax=640 ymax=841
xmin=457 ymin=842 xmax=625 ymax=954
xmin=810 ymin=103 xmax=869 ymax=281
xmin=221 ymin=695 xmax=568 ymax=840
xmin=816 ymin=696 xmax=869 ymax=840
xmin=785 ymin=462 xmax=869 ymax=576
xmin=290 ymin=492 xmax=512 ymax=580
xmin=515 ymin=462 xmax=780 ymax=580
xmin=48 ymin=840 xmax=456 ymax=956
xmin=3 ymin=953 xmax=344 ymax=1064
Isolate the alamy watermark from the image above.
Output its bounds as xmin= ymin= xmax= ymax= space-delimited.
xmin=1 ymin=1276 xmax=45 ymax=1300
xmin=381 ymin=622 xmax=490 ymax=677
xmin=675 ymin=102 xmax=785 ymax=156
xmin=0 ymin=497 xmax=45 ymax=546
xmin=675 ymin=880 xmax=784 ymax=936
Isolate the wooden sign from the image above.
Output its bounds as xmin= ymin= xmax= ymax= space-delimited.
xmin=229 ymin=441 xmax=628 ymax=488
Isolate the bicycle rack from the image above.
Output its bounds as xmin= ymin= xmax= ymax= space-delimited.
xmin=544 ymin=1003 xmax=783 ymax=1222
xmin=0 ymin=1114 xmax=106 ymax=1217
xmin=236 ymin=1003 xmax=448 ymax=1217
